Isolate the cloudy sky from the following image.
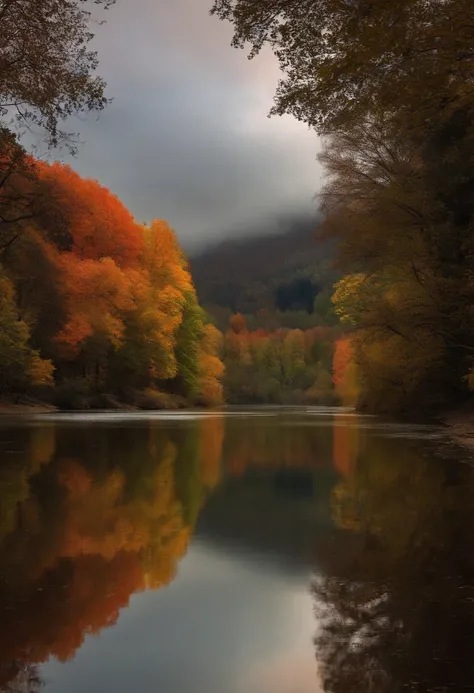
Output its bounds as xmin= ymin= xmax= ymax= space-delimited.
xmin=58 ymin=0 xmax=321 ymax=251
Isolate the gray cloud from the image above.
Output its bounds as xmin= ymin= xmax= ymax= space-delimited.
xmin=57 ymin=0 xmax=321 ymax=250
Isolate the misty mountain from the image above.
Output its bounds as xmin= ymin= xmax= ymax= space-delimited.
xmin=189 ymin=212 xmax=337 ymax=329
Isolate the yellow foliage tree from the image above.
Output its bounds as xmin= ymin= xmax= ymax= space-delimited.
xmin=196 ymin=324 xmax=224 ymax=406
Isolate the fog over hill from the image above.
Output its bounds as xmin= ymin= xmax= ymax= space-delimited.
xmin=189 ymin=209 xmax=321 ymax=256
xmin=189 ymin=210 xmax=336 ymax=327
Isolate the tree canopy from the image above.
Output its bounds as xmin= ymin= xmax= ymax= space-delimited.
xmin=0 ymin=155 xmax=224 ymax=409
xmin=212 ymin=0 xmax=474 ymax=412
xmin=0 ymin=0 xmax=115 ymax=150
xmin=211 ymin=0 xmax=474 ymax=133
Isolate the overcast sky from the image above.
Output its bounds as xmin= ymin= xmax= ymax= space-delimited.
xmin=56 ymin=0 xmax=321 ymax=251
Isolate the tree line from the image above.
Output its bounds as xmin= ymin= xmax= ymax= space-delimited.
xmin=0 ymin=145 xmax=224 ymax=407
xmin=222 ymin=313 xmax=338 ymax=404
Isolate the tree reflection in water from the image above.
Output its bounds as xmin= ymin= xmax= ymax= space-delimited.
xmin=315 ymin=430 xmax=474 ymax=693
xmin=3 ymin=412 xmax=470 ymax=693
xmin=0 ymin=416 xmax=224 ymax=692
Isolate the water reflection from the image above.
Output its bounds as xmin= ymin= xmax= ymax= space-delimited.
xmin=0 ymin=416 xmax=224 ymax=690
xmin=0 ymin=409 xmax=471 ymax=693
xmin=317 ymin=426 xmax=474 ymax=693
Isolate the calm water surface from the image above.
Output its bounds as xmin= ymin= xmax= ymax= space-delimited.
xmin=0 ymin=407 xmax=472 ymax=692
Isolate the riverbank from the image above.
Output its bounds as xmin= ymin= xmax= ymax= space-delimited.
xmin=0 ymin=400 xmax=58 ymax=414
xmin=441 ymin=401 xmax=474 ymax=449
xmin=0 ymin=390 xmax=195 ymax=415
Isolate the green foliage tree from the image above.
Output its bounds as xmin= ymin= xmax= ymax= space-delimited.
xmin=172 ymin=292 xmax=205 ymax=397
xmin=0 ymin=273 xmax=53 ymax=394
xmin=222 ymin=318 xmax=336 ymax=404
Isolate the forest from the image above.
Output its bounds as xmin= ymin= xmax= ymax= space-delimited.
xmin=190 ymin=213 xmax=336 ymax=331
xmin=0 ymin=138 xmax=224 ymax=409
xmin=213 ymin=0 xmax=474 ymax=414
xmin=221 ymin=314 xmax=339 ymax=404
xmin=0 ymin=0 xmax=342 ymax=410
xmin=0 ymin=0 xmax=227 ymax=411
xmin=0 ymin=138 xmax=345 ymax=409
xmin=192 ymin=219 xmax=343 ymax=404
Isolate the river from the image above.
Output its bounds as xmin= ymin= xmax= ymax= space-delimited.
xmin=0 ymin=406 xmax=472 ymax=692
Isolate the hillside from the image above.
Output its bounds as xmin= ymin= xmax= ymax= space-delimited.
xmin=190 ymin=213 xmax=337 ymax=331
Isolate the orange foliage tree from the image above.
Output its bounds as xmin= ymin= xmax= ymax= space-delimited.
xmin=333 ymin=338 xmax=359 ymax=407
xmin=0 ymin=159 xmax=224 ymax=403
xmin=229 ymin=312 xmax=247 ymax=334
xmin=36 ymin=163 xmax=144 ymax=266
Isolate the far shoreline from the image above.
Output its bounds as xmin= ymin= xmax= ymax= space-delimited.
xmin=441 ymin=403 xmax=474 ymax=450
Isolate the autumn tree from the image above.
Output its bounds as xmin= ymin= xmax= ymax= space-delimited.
xmin=211 ymin=0 xmax=474 ymax=135
xmin=212 ymin=0 xmax=474 ymax=412
xmin=195 ymin=323 xmax=224 ymax=406
xmin=111 ymin=221 xmax=199 ymax=390
xmin=332 ymin=338 xmax=359 ymax=408
xmin=229 ymin=312 xmax=247 ymax=334
xmin=222 ymin=324 xmax=336 ymax=404
xmin=35 ymin=163 xmax=144 ymax=265
xmin=5 ymin=226 xmax=67 ymax=357
xmin=0 ymin=156 xmax=224 ymax=407
xmin=53 ymin=254 xmax=135 ymax=381
xmin=0 ymin=0 xmax=115 ymax=151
